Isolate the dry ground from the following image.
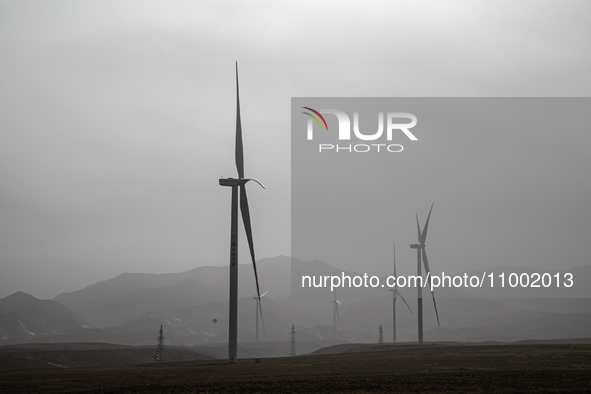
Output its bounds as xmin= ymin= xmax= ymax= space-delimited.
xmin=0 ymin=343 xmax=213 ymax=371
xmin=0 ymin=344 xmax=590 ymax=393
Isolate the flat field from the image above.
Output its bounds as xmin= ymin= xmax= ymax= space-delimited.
xmin=0 ymin=344 xmax=590 ymax=393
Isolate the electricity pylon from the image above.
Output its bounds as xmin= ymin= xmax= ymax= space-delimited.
xmin=154 ymin=325 xmax=165 ymax=363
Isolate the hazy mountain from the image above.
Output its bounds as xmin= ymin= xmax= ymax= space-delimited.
xmin=1 ymin=256 xmax=587 ymax=349
xmin=0 ymin=292 xmax=87 ymax=337
xmin=496 ymin=298 xmax=591 ymax=314
xmin=425 ymin=312 xmax=591 ymax=342
xmin=54 ymin=256 xmax=293 ymax=312
xmin=53 ymin=271 xmax=190 ymax=311
xmin=0 ymin=311 xmax=45 ymax=341
xmin=75 ymin=278 xmax=224 ymax=327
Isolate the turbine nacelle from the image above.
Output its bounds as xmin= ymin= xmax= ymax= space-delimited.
xmin=219 ymin=178 xmax=265 ymax=189
xmin=410 ymin=243 xmax=424 ymax=249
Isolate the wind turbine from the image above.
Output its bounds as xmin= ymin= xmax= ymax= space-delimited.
xmin=332 ymin=289 xmax=342 ymax=340
xmin=410 ymin=203 xmax=440 ymax=345
xmin=252 ymin=290 xmax=268 ymax=348
xmin=219 ymin=63 xmax=265 ymax=363
xmin=388 ymin=242 xmax=412 ymax=343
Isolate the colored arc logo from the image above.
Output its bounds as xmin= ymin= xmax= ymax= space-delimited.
xmin=302 ymin=107 xmax=329 ymax=131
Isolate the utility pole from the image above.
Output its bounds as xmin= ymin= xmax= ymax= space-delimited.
xmin=290 ymin=324 xmax=296 ymax=357
xmin=378 ymin=324 xmax=383 ymax=346
xmin=155 ymin=325 xmax=165 ymax=363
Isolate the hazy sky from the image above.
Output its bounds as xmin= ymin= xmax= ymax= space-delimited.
xmin=1 ymin=0 xmax=590 ymax=299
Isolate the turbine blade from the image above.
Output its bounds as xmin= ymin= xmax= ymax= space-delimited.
xmin=415 ymin=213 xmax=422 ymax=243
xmin=239 ymin=185 xmax=264 ymax=332
xmin=421 ymin=203 xmax=434 ymax=244
xmin=397 ymin=289 xmax=413 ymax=314
xmin=422 ymin=248 xmax=440 ymax=326
xmin=261 ymin=291 xmax=268 ymax=297
xmin=336 ymin=300 xmax=342 ymax=306
xmin=393 ymin=242 xmax=397 ymax=278
xmin=244 ymin=178 xmax=265 ymax=189
xmin=235 ymin=62 xmax=244 ymax=179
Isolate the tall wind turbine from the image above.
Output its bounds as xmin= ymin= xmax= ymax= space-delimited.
xmin=410 ymin=203 xmax=440 ymax=345
xmin=388 ymin=243 xmax=412 ymax=343
xmin=252 ymin=290 xmax=268 ymax=348
xmin=332 ymin=289 xmax=342 ymax=340
xmin=219 ymin=63 xmax=265 ymax=363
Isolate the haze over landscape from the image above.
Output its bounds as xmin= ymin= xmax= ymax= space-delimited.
xmin=1 ymin=2 xmax=590 ymax=393
xmin=1 ymin=256 xmax=590 ymax=356
xmin=1 ymin=0 xmax=591 ymax=302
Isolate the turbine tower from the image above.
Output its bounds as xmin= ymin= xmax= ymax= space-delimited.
xmin=253 ymin=290 xmax=268 ymax=348
xmin=378 ymin=324 xmax=383 ymax=346
xmin=410 ymin=203 xmax=440 ymax=345
xmin=290 ymin=324 xmax=296 ymax=357
xmin=388 ymin=243 xmax=412 ymax=343
xmin=219 ymin=63 xmax=265 ymax=363
xmin=332 ymin=289 xmax=342 ymax=340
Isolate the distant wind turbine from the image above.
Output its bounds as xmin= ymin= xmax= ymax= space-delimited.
xmin=219 ymin=63 xmax=265 ymax=363
xmin=252 ymin=290 xmax=268 ymax=348
xmin=410 ymin=203 xmax=440 ymax=345
xmin=388 ymin=243 xmax=412 ymax=343
xmin=332 ymin=289 xmax=342 ymax=340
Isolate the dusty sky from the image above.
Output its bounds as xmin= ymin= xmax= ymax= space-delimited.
xmin=1 ymin=0 xmax=590 ymax=299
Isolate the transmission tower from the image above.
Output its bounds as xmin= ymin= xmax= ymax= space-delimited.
xmin=290 ymin=324 xmax=296 ymax=357
xmin=378 ymin=324 xmax=383 ymax=346
xmin=154 ymin=325 xmax=165 ymax=363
